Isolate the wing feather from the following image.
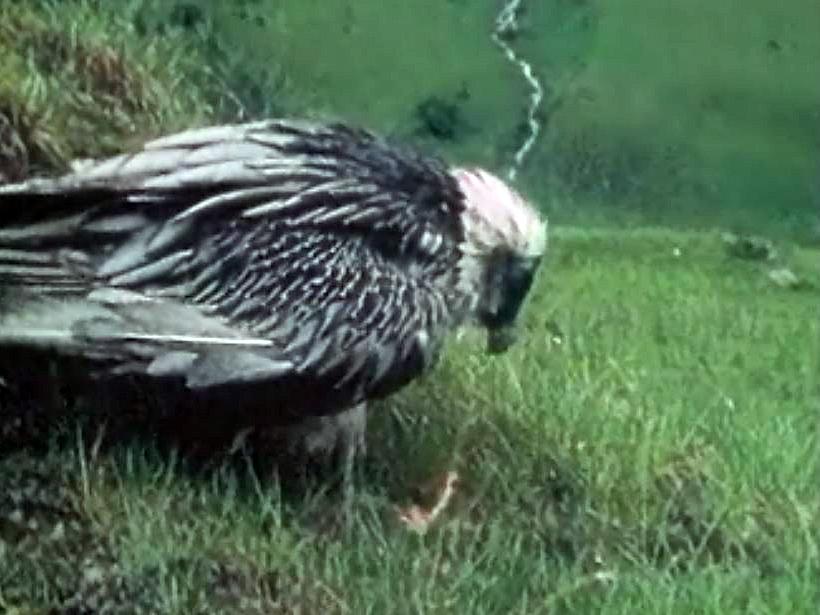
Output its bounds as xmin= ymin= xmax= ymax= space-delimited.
xmin=0 ymin=119 xmax=466 ymax=411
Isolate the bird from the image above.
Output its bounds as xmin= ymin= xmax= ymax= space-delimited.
xmin=0 ymin=118 xmax=546 ymax=470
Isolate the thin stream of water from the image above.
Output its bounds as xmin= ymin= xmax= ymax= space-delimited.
xmin=492 ymin=0 xmax=544 ymax=181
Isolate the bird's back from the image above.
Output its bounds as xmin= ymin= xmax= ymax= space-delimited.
xmin=0 ymin=120 xmax=469 ymax=420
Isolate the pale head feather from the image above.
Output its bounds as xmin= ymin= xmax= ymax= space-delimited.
xmin=453 ymin=167 xmax=547 ymax=259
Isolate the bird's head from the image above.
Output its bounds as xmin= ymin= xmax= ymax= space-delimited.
xmin=452 ymin=168 xmax=547 ymax=354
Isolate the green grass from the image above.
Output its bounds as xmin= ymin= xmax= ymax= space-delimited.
xmin=2 ymin=227 xmax=818 ymax=613
xmin=7 ymin=0 xmax=817 ymax=238
xmin=130 ymin=0 xmax=522 ymax=165
xmin=2 ymin=0 xmax=819 ymax=612
xmin=0 ymin=0 xmax=226 ymax=180
xmin=140 ymin=0 xmax=819 ymax=242
xmin=523 ymin=0 xmax=820 ymax=241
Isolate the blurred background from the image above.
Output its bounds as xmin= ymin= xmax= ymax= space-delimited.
xmin=3 ymin=0 xmax=818 ymax=242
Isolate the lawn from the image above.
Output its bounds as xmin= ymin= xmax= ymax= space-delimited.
xmin=2 ymin=227 xmax=817 ymax=613
xmin=1 ymin=1 xmax=818 ymax=613
xmin=520 ymin=0 xmax=820 ymax=241
xmin=131 ymin=0 xmax=820 ymax=241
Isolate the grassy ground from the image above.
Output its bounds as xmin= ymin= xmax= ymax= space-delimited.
xmin=2 ymin=227 xmax=818 ymax=613
xmin=5 ymin=0 xmax=818 ymax=238
xmin=128 ymin=0 xmax=820 ymax=242
xmin=0 ymin=0 xmax=222 ymax=181
xmin=1 ymin=0 xmax=819 ymax=613
xmin=521 ymin=0 xmax=820 ymax=242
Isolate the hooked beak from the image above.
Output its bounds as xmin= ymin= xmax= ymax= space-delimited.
xmin=482 ymin=253 xmax=540 ymax=355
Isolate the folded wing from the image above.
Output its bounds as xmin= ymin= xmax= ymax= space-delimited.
xmin=0 ymin=120 xmax=463 ymax=407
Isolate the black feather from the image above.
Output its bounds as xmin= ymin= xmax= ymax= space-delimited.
xmin=0 ymin=119 xmax=473 ymax=418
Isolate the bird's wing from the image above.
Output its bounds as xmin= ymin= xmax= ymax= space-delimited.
xmin=0 ymin=120 xmax=465 ymax=268
xmin=0 ymin=120 xmax=461 ymax=397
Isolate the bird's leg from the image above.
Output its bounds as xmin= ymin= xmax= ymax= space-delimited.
xmin=288 ymin=403 xmax=366 ymax=522
xmin=281 ymin=402 xmax=367 ymax=491
xmin=336 ymin=402 xmax=367 ymax=498
xmin=301 ymin=402 xmax=367 ymax=489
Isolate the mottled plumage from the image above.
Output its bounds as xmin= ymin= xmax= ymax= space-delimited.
xmin=0 ymin=119 xmax=546 ymax=460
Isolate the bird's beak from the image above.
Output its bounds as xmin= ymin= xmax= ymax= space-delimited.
xmin=487 ymin=325 xmax=518 ymax=354
xmin=482 ymin=253 xmax=540 ymax=355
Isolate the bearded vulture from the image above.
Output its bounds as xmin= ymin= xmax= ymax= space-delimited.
xmin=0 ymin=119 xmax=546 ymax=466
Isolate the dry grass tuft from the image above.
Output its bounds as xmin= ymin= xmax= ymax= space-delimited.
xmin=0 ymin=1 xmax=217 ymax=181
